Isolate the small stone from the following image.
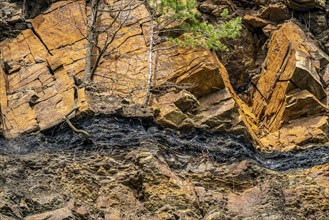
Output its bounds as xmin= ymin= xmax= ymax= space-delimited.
xmin=35 ymin=57 xmax=45 ymax=63
xmin=243 ymin=15 xmax=270 ymax=28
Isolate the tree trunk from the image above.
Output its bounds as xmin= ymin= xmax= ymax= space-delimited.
xmin=84 ymin=0 xmax=99 ymax=84
xmin=144 ymin=16 xmax=154 ymax=105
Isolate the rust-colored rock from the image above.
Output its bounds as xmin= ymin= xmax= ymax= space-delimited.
xmin=192 ymin=88 xmax=241 ymax=131
xmin=260 ymin=115 xmax=329 ymax=151
xmin=151 ymin=58 xmax=246 ymax=132
xmin=0 ymin=1 xmax=328 ymax=220
xmin=155 ymin=46 xmax=225 ymax=98
xmin=243 ymin=15 xmax=270 ymax=28
xmin=1 ymin=0 xmax=329 ymax=154
xmin=251 ymin=22 xmax=329 ymax=151
xmin=0 ymin=0 xmax=234 ymax=138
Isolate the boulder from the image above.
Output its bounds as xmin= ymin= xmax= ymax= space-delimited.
xmin=252 ymin=22 xmax=327 ymax=131
xmin=284 ymin=89 xmax=328 ymax=121
xmin=155 ymin=46 xmax=225 ymax=98
xmin=243 ymin=15 xmax=270 ymax=28
xmin=251 ymin=22 xmax=329 ymax=151
xmin=259 ymin=3 xmax=290 ymax=23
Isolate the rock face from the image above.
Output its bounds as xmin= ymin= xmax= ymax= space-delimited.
xmin=0 ymin=0 xmax=329 ymax=219
xmin=0 ymin=117 xmax=328 ymax=220
xmin=1 ymin=152 xmax=327 ymax=220
xmin=287 ymin=0 xmax=326 ymax=11
xmin=0 ymin=0 xmax=246 ymax=138
xmin=0 ymin=0 xmax=329 ymax=150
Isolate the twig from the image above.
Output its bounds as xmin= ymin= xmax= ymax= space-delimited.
xmin=65 ymin=116 xmax=91 ymax=139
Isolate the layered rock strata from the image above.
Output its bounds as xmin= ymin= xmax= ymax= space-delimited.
xmin=0 ymin=0 xmax=329 ymax=152
xmin=0 ymin=137 xmax=328 ymax=219
xmin=0 ymin=0 xmax=246 ymax=139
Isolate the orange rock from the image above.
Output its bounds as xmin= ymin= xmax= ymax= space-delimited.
xmin=250 ymin=22 xmax=329 ymax=150
xmin=284 ymin=89 xmax=328 ymax=121
xmin=243 ymin=15 xmax=270 ymax=28
xmin=260 ymin=115 xmax=329 ymax=151
xmin=155 ymin=46 xmax=225 ymax=98
xmin=198 ymin=22 xmax=329 ymax=151
xmin=32 ymin=1 xmax=86 ymax=51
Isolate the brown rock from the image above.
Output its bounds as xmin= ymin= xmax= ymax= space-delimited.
xmin=155 ymin=46 xmax=225 ymax=98
xmin=155 ymin=90 xmax=199 ymax=113
xmin=0 ymin=144 xmax=328 ymax=219
xmin=260 ymin=115 xmax=329 ymax=151
xmin=0 ymin=68 xmax=7 ymax=116
xmin=321 ymin=65 xmax=329 ymax=85
xmin=154 ymin=104 xmax=187 ymax=129
xmin=219 ymin=26 xmax=257 ymax=90
xmin=243 ymin=15 xmax=270 ymax=28
xmin=259 ymin=3 xmax=290 ymax=23
xmin=252 ymin=23 xmax=328 ymax=149
xmin=286 ymin=0 xmax=325 ymax=11
xmin=284 ymin=89 xmax=328 ymax=121
xmin=193 ymin=88 xmax=241 ymax=131
xmin=262 ymin=24 xmax=278 ymax=37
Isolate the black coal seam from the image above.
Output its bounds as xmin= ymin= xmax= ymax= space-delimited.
xmin=30 ymin=26 xmax=53 ymax=56
xmin=0 ymin=115 xmax=328 ymax=172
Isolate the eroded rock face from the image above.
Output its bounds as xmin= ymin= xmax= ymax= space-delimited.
xmin=251 ymin=22 xmax=329 ymax=151
xmin=0 ymin=140 xmax=328 ymax=219
xmin=0 ymin=0 xmax=328 ymax=219
xmin=0 ymin=0 xmax=329 ymax=152
xmin=0 ymin=0 xmax=236 ymax=138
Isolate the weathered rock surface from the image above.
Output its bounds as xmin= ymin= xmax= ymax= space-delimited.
xmin=0 ymin=0 xmax=328 ymax=218
xmin=0 ymin=116 xmax=328 ymax=219
xmin=287 ymin=0 xmax=326 ymax=11
xmin=250 ymin=22 xmax=329 ymax=151
xmin=0 ymin=144 xmax=328 ymax=219
xmin=1 ymin=0 xmax=329 ymax=150
xmin=0 ymin=0 xmax=248 ymax=139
